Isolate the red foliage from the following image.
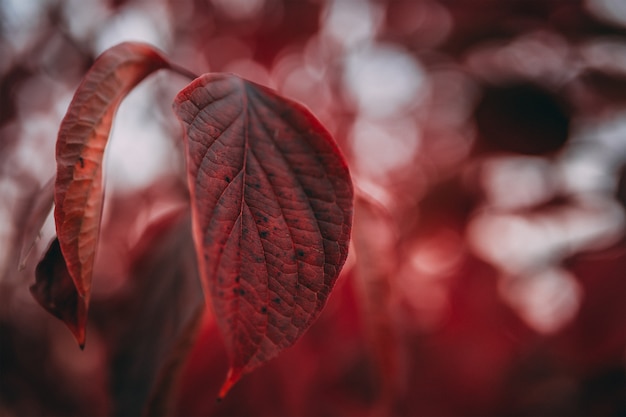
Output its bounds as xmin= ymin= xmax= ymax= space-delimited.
xmin=32 ymin=39 xmax=353 ymax=401
xmin=50 ymin=43 xmax=173 ymax=343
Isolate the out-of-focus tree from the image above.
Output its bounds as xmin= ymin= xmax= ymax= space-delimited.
xmin=1 ymin=0 xmax=625 ymax=416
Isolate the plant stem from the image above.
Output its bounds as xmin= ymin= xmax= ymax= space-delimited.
xmin=169 ymin=63 xmax=199 ymax=81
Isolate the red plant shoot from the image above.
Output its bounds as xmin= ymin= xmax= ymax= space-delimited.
xmin=33 ymin=42 xmax=353 ymax=398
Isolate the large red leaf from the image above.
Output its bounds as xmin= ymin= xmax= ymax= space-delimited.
xmin=52 ymin=42 xmax=173 ymax=342
xmin=173 ymin=73 xmax=353 ymax=398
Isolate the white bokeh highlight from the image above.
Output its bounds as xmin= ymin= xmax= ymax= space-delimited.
xmin=343 ymin=43 xmax=428 ymax=119
xmin=499 ymin=268 xmax=583 ymax=334
xmin=322 ymin=0 xmax=383 ymax=49
xmin=350 ymin=117 xmax=421 ymax=180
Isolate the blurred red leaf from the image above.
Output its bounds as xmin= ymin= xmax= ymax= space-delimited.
xmin=108 ymin=208 xmax=204 ymax=416
xmin=52 ymin=42 xmax=171 ymax=343
xmin=173 ymin=73 xmax=353 ymax=398
xmin=31 ymin=237 xmax=86 ymax=347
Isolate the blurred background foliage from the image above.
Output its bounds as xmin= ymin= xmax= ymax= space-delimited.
xmin=0 ymin=0 xmax=625 ymax=416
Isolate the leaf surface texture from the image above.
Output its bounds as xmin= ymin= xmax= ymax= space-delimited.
xmin=174 ymin=74 xmax=353 ymax=397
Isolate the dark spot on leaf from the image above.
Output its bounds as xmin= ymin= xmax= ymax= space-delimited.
xmin=260 ymin=231 xmax=268 ymax=238
xmin=79 ymin=157 xmax=84 ymax=168
xmin=235 ymin=276 xmax=240 ymax=283
xmin=261 ymin=306 xmax=267 ymax=314
xmin=297 ymin=249 xmax=305 ymax=257
xmin=225 ymin=176 xmax=230 ymax=183
xmin=272 ymin=297 xmax=281 ymax=304
xmin=262 ymin=216 xmax=269 ymax=223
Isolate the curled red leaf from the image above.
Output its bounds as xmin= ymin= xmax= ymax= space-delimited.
xmin=53 ymin=42 xmax=171 ymax=341
xmin=173 ymin=74 xmax=353 ymax=398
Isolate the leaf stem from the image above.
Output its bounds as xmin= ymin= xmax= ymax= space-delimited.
xmin=168 ymin=63 xmax=199 ymax=81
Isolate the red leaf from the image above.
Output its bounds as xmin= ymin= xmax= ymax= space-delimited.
xmin=173 ymin=73 xmax=353 ymax=398
xmin=31 ymin=237 xmax=87 ymax=347
xmin=53 ymin=42 xmax=171 ymax=340
xmin=109 ymin=209 xmax=204 ymax=416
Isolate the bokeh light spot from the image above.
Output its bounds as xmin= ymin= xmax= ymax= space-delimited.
xmin=586 ymin=0 xmax=626 ymax=28
xmin=499 ymin=268 xmax=583 ymax=334
xmin=481 ymin=156 xmax=556 ymax=210
xmin=321 ymin=0 xmax=383 ymax=49
xmin=342 ymin=43 xmax=428 ymax=119
xmin=350 ymin=117 xmax=421 ymax=181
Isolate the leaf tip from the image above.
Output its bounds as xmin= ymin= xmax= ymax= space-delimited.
xmin=76 ymin=330 xmax=86 ymax=350
xmin=66 ymin=308 xmax=87 ymax=349
xmin=217 ymin=367 xmax=242 ymax=400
